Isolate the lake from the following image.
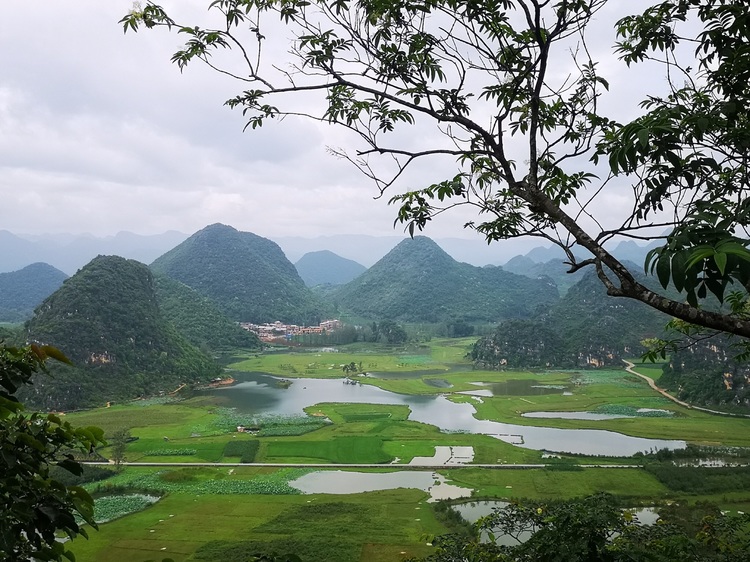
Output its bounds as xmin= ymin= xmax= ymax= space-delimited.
xmin=196 ymin=372 xmax=686 ymax=456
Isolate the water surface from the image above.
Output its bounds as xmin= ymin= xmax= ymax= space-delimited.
xmin=196 ymin=372 xmax=686 ymax=456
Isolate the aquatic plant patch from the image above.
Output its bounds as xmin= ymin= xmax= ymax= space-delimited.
xmin=143 ymin=448 xmax=198 ymax=456
xmin=91 ymin=494 xmax=160 ymax=523
xmin=198 ymin=409 xmax=331 ymax=436
xmin=92 ymin=467 xmax=311 ymax=495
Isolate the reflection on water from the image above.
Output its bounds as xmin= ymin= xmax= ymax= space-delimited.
xmin=289 ymin=470 xmax=472 ymax=502
xmin=195 ymin=372 xmax=686 ymax=456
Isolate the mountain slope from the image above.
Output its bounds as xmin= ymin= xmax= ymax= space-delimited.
xmin=295 ymin=250 xmax=366 ymax=287
xmin=330 ymin=237 xmax=558 ymax=323
xmin=502 ymin=257 xmax=585 ymax=296
xmin=472 ymin=267 xmax=671 ymax=368
xmin=0 ymin=263 xmax=68 ymax=322
xmin=151 ymin=224 xmax=330 ymax=324
xmin=23 ymin=255 xmax=219 ymax=410
xmin=153 ymin=274 xmax=261 ymax=351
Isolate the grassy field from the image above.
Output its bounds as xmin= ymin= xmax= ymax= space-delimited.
xmin=59 ymin=339 xmax=750 ymax=561
xmin=69 ymin=479 xmax=444 ymax=562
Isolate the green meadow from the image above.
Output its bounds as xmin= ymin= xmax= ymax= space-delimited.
xmin=63 ymin=338 xmax=750 ymax=561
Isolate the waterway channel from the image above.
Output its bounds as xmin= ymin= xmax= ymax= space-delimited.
xmin=196 ymin=372 xmax=686 ymax=456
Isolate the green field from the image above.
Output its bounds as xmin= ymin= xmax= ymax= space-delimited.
xmin=62 ymin=339 xmax=750 ymax=561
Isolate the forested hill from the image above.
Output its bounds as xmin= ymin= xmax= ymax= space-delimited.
xmin=23 ymin=255 xmax=219 ymax=410
xmin=471 ymin=267 xmax=671 ymax=368
xmin=151 ymin=223 xmax=331 ymax=324
xmin=295 ymin=250 xmax=366 ymax=287
xmin=0 ymin=262 xmax=67 ymax=323
xmin=660 ymin=338 xmax=750 ymax=410
xmin=153 ymin=274 xmax=261 ymax=351
xmin=330 ymin=236 xmax=558 ymax=323
xmin=502 ymin=256 xmax=585 ymax=296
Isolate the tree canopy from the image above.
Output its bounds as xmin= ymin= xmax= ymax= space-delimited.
xmin=121 ymin=0 xmax=750 ymax=340
xmin=0 ymin=344 xmax=104 ymax=561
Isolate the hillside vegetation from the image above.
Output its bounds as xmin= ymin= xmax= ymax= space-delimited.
xmin=151 ymin=223 xmax=331 ymax=324
xmin=331 ymin=237 xmax=559 ymax=323
xmin=153 ymin=274 xmax=261 ymax=352
xmin=0 ymin=263 xmax=67 ymax=322
xmin=23 ymin=255 xmax=219 ymax=410
xmin=472 ymin=268 xmax=670 ymax=368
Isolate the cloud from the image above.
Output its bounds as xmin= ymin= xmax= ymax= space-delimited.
xmin=0 ymin=0 xmax=671 ymax=248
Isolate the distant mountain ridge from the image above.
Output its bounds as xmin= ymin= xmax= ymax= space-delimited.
xmin=295 ymin=250 xmax=366 ymax=287
xmin=151 ymin=224 xmax=331 ymax=324
xmin=23 ymin=255 xmax=219 ymax=410
xmin=330 ymin=236 xmax=559 ymax=323
xmin=0 ymin=230 xmax=189 ymax=274
xmin=0 ymin=263 xmax=68 ymax=322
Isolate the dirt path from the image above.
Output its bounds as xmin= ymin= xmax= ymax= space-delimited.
xmin=623 ymin=360 xmax=750 ymax=418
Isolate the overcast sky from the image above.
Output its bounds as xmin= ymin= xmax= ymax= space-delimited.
xmin=0 ymin=1 xmax=662 ymax=245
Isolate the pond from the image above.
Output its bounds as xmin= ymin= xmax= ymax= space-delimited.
xmin=289 ymin=470 xmax=473 ymax=502
xmin=196 ymin=372 xmax=686 ymax=456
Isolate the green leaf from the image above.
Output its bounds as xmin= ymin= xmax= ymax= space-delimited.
xmin=636 ymin=127 xmax=649 ymax=147
xmin=714 ymin=251 xmax=728 ymax=275
xmin=655 ymin=254 xmax=671 ymax=289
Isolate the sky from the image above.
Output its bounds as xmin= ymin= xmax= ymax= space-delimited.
xmin=0 ymin=1 xmax=663 ymax=245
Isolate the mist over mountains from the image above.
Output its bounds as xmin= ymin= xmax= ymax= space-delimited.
xmin=1 ymin=228 xmax=658 ymax=275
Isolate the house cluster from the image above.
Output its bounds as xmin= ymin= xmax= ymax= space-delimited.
xmin=240 ymin=319 xmax=342 ymax=342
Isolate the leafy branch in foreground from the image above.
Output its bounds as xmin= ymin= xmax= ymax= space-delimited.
xmin=121 ymin=0 xmax=750 ymax=342
xmin=0 ymin=344 xmax=105 ymax=561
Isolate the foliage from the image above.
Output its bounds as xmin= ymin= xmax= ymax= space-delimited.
xmin=153 ymin=273 xmax=261 ymax=351
xmin=151 ymin=223 xmax=331 ymax=324
xmin=658 ymin=335 xmax=750 ymax=409
xmin=413 ymin=493 xmax=750 ymax=561
xmin=0 ymin=263 xmax=67 ymax=323
xmin=332 ymin=237 xmax=558 ymax=323
xmin=49 ymin=464 xmax=115 ymax=488
xmin=376 ymin=319 xmax=409 ymax=345
xmin=645 ymin=464 xmax=750 ymax=495
xmin=23 ymin=255 xmax=220 ymax=410
xmin=121 ymin=0 xmax=750 ymax=341
xmin=0 ymin=343 xmax=106 ymax=561
xmin=472 ymin=268 xmax=672 ymax=368
xmin=110 ymin=427 xmax=130 ymax=469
